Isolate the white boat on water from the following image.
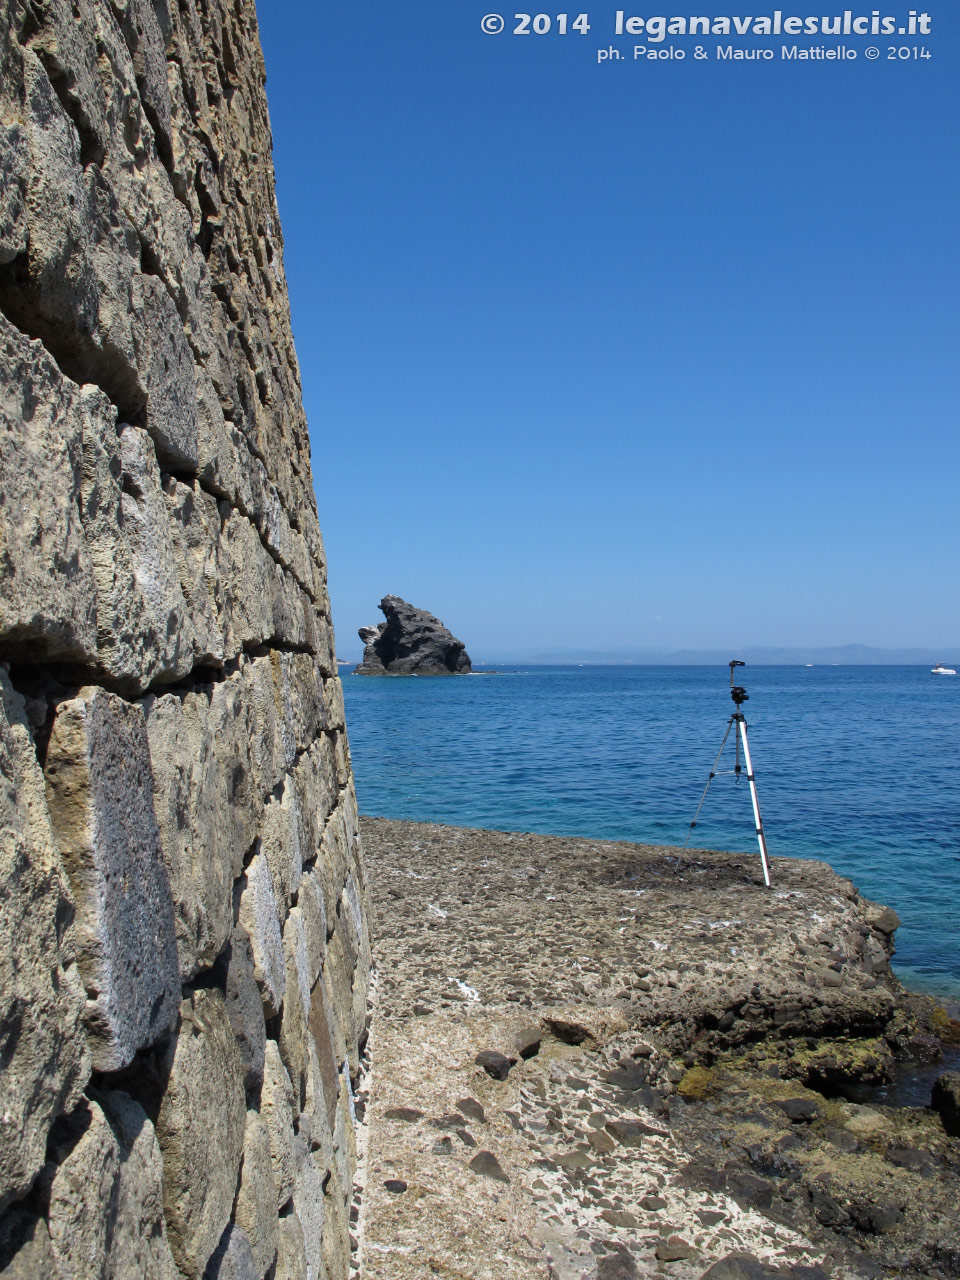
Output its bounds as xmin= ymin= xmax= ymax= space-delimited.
xmin=931 ymin=663 xmax=957 ymax=675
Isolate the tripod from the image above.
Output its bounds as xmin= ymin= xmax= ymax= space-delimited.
xmin=675 ymin=661 xmax=772 ymax=887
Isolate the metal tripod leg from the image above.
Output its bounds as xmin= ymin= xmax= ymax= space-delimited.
xmin=736 ymin=717 xmax=772 ymax=887
xmin=674 ymin=716 xmax=734 ymax=873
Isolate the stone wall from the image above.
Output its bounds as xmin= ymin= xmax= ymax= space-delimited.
xmin=0 ymin=2 xmax=370 ymax=1277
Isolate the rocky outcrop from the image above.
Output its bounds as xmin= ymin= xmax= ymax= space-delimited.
xmin=360 ymin=819 xmax=960 ymax=1280
xmin=355 ymin=595 xmax=472 ymax=675
xmin=0 ymin=3 xmax=369 ymax=1278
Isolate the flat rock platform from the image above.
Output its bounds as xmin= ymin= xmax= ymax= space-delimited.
xmin=356 ymin=820 xmax=959 ymax=1280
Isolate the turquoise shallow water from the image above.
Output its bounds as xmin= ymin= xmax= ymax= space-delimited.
xmin=342 ymin=665 xmax=960 ymax=999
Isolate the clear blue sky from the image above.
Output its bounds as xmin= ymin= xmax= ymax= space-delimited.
xmin=256 ymin=2 xmax=958 ymax=660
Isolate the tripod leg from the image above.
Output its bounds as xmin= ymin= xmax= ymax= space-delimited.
xmin=674 ymin=718 xmax=734 ymax=873
xmin=737 ymin=719 xmax=772 ymax=887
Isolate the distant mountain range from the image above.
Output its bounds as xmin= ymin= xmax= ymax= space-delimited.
xmin=468 ymin=644 xmax=960 ymax=667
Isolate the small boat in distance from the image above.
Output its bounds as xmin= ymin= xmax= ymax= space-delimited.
xmin=931 ymin=662 xmax=957 ymax=675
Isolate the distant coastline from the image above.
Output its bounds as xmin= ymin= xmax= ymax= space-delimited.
xmin=337 ymin=646 xmax=960 ymax=668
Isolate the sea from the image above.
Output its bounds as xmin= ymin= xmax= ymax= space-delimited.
xmin=341 ymin=665 xmax=960 ymax=1001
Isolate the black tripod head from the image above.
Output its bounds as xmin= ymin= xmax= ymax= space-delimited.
xmin=729 ymin=659 xmax=748 ymax=708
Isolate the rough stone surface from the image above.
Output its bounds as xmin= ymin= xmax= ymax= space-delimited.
xmin=261 ymin=1041 xmax=298 ymax=1212
xmin=274 ymin=1213 xmax=308 ymax=1280
xmin=239 ymin=853 xmax=286 ymax=1019
xmin=95 ymin=1089 xmax=180 ymax=1280
xmin=222 ymin=927 xmax=267 ymax=1093
xmin=277 ymin=907 xmax=313 ymax=1105
xmin=0 ymin=3 xmax=367 ymax=1278
xmin=0 ymin=1208 xmax=61 ymax=1279
xmin=931 ymin=1071 xmax=960 ymax=1137
xmin=203 ymin=1225 xmax=258 ymax=1280
xmin=44 ymin=686 xmax=180 ymax=1071
xmin=142 ymin=687 xmax=231 ymax=980
xmin=291 ymin=1136 xmax=326 ymax=1280
xmin=44 ymin=1090 xmax=179 ymax=1280
xmin=233 ymin=1111 xmax=278 ymax=1278
xmin=360 ymin=818 xmax=960 ymax=1280
xmin=45 ymin=1098 xmax=121 ymax=1280
xmin=0 ymin=670 xmax=89 ymax=1213
xmin=154 ymin=991 xmax=248 ymax=1279
xmin=355 ymin=595 xmax=472 ymax=675
xmin=0 ymin=317 xmax=97 ymax=662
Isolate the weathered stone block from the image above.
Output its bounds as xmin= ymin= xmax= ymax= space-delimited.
xmin=203 ymin=1225 xmax=258 ymax=1280
xmin=277 ymin=908 xmax=313 ymax=1108
xmin=161 ymin=474 xmax=228 ymax=668
xmin=298 ymin=868 xmax=328 ymax=990
xmin=273 ymin=1212 xmax=307 ymax=1280
xmin=154 ymin=990 xmax=246 ymax=1279
xmin=131 ymin=276 xmax=199 ymax=471
xmin=233 ymin=1111 xmax=278 ymax=1278
xmin=0 ymin=1207 xmax=61 ymax=1279
xmin=95 ymin=1089 xmax=180 ymax=1280
xmin=322 ymin=678 xmax=345 ymax=733
xmin=302 ymin=1039 xmax=335 ymax=1173
xmin=142 ymin=689 xmax=232 ymax=980
xmin=241 ymin=656 xmax=286 ymax=798
xmin=308 ymin=976 xmax=341 ymax=1136
xmin=145 ymin=659 xmax=294 ymax=982
xmin=0 ymin=670 xmax=89 ymax=1212
xmin=15 ymin=53 xmax=143 ymax=407
xmin=314 ymin=806 xmax=347 ymax=930
xmin=80 ymin=390 xmax=194 ymax=689
xmin=261 ymin=1040 xmax=296 ymax=1210
xmin=266 ymin=652 xmax=325 ymax=772
xmin=0 ymin=123 xmax=28 ymax=265
xmin=45 ymin=1098 xmax=121 ymax=1280
xmin=320 ymin=1160 xmax=351 ymax=1280
xmin=238 ymin=855 xmax=285 ymax=1018
xmin=112 ymin=0 xmax=174 ymax=170
xmin=290 ymin=1136 xmax=325 ymax=1280
xmin=218 ymin=507 xmax=274 ymax=652
xmin=292 ymin=738 xmax=338 ymax=873
xmin=342 ymin=871 xmax=365 ymax=955
xmin=118 ymin=424 xmax=197 ymax=664
xmin=261 ymin=779 xmax=303 ymax=920
xmin=0 ymin=315 xmax=98 ymax=662
xmin=26 ymin=0 xmax=108 ymax=165
xmin=45 ymin=1105 xmax=117 ymax=1274
xmin=194 ymin=363 xmax=241 ymax=504
xmin=207 ymin=674 xmax=264 ymax=876
xmin=326 ymin=928 xmax=358 ymax=1064
xmin=223 ymin=926 xmax=267 ymax=1091
xmin=332 ymin=735 xmax=349 ymax=790
xmin=44 ymin=686 xmax=180 ymax=1071
xmin=331 ymin=1065 xmax=356 ymax=1195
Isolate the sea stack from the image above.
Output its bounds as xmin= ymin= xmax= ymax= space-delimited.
xmin=356 ymin=596 xmax=472 ymax=675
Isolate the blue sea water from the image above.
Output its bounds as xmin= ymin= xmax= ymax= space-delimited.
xmin=342 ymin=665 xmax=960 ymax=999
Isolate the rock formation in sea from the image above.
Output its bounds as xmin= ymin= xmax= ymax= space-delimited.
xmin=355 ymin=595 xmax=472 ymax=675
xmin=0 ymin=4 xmax=368 ymax=1278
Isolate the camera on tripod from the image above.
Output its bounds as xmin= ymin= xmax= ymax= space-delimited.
xmin=729 ymin=659 xmax=749 ymax=708
xmin=675 ymin=659 xmax=773 ymax=887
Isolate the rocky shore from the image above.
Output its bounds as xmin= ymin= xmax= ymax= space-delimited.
xmin=357 ymin=820 xmax=960 ymax=1280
